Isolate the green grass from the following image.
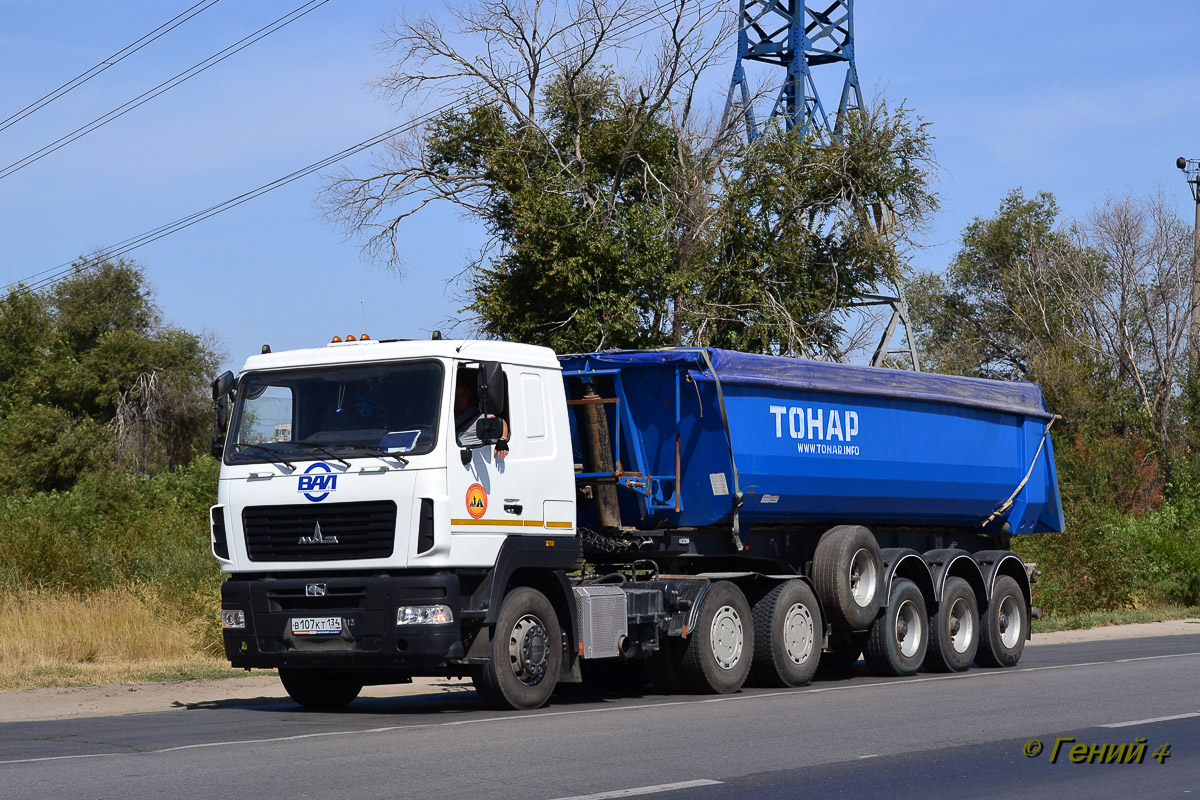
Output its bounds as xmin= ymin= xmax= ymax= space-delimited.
xmin=1032 ymin=605 xmax=1200 ymax=633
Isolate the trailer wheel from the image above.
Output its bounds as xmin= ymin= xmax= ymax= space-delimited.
xmin=813 ymin=525 xmax=883 ymax=631
xmin=925 ymin=577 xmax=980 ymax=672
xmin=279 ymin=668 xmax=362 ymax=710
xmin=680 ymin=581 xmax=753 ymax=694
xmin=864 ymin=579 xmax=928 ymax=676
xmin=472 ymin=587 xmax=562 ymax=710
xmin=977 ymin=576 xmax=1026 ymax=668
xmin=750 ymin=580 xmax=822 ymax=687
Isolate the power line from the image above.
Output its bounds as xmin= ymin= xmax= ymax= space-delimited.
xmin=0 ymin=0 xmax=222 ymax=135
xmin=7 ymin=0 xmax=723 ymax=297
xmin=0 ymin=0 xmax=331 ymax=182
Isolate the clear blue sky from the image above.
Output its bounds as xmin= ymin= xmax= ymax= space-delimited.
xmin=2 ymin=1 xmax=1198 ymax=371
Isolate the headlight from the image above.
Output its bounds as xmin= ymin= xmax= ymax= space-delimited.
xmin=221 ymin=609 xmax=246 ymax=629
xmin=397 ymin=604 xmax=453 ymax=625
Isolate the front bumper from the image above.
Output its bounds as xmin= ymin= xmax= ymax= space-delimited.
xmin=222 ymin=573 xmax=465 ymax=671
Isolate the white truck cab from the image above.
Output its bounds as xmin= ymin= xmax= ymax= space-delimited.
xmin=211 ymin=338 xmax=581 ymax=708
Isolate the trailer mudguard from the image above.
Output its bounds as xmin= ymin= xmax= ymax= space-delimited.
xmin=974 ymin=549 xmax=1032 ymax=638
xmin=880 ymin=547 xmax=936 ymax=609
xmin=923 ymin=548 xmax=988 ymax=603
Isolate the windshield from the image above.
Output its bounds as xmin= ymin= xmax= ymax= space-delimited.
xmin=226 ymin=360 xmax=444 ymax=464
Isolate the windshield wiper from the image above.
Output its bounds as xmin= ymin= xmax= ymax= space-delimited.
xmin=286 ymin=441 xmax=351 ymax=468
xmin=335 ymin=444 xmax=410 ymax=467
xmin=233 ymin=443 xmax=296 ymax=470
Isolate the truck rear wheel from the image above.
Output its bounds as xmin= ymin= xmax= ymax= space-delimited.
xmin=925 ymin=577 xmax=980 ymax=672
xmin=977 ymin=575 xmax=1026 ymax=668
xmin=750 ymin=580 xmax=822 ymax=687
xmin=279 ymin=668 xmax=362 ymax=710
xmin=680 ymin=581 xmax=753 ymax=694
xmin=864 ymin=579 xmax=928 ymax=676
xmin=813 ymin=525 xmax=882 ymax=631
xmin=472 ymin=587 xmax=562 ymax=710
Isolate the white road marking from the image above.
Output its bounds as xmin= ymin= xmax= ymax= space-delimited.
xmin=548 ymin=780 xmax=723 ymax=799
xmin=857 ymin=754 xmax=879 ymax=760
xmin=1099 ymin=712 xmax=1200 ymax=728
xmin=3 ymin=650 xmax=1198 ymax=766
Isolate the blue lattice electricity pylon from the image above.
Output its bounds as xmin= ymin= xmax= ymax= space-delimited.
xmin=727 ymin=0 xmax=863 ymax=141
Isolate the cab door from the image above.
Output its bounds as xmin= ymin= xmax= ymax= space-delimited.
xmin=447 ymin=362 xmax=526 ymax=566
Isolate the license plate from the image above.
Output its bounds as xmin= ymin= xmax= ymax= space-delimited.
xmin=291 ymin=616 xmax=342 ymax=636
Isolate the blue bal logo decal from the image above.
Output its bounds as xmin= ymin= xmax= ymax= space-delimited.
xmin=298 ymin=462 xmax=337 ymax=502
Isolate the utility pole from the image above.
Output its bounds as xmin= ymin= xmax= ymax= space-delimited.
xmin=1178 ymin=157 xmax=1200 ymax=371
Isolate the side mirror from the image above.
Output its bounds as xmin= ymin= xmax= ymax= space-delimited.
xmin=211 ymin=435 xmax=225 ymax=459
xmin=477 ymin=362 xmax=505 ymax=418
xmin=211 ymin=371 xmax=235 ymax=437
xmin=475 ymin=416 xmax=504 ymax=443
xmin=212 ymin=371 xmax=235 ymax=401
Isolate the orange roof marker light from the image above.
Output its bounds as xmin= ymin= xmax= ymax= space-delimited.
xmin=331 ymin=335 xmax=342 ymax=343
xmin=346 ymin=334 xmax=356 ymax=341
xmin=360 ymin=333 xmax=370 ymax=340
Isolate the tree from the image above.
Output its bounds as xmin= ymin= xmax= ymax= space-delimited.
xmin=325 ymin=0 xmax=938 ymax=356
xmin=0 ymin=258 xmax=218 ymax=493
xmin=909 ymin=189 xmax=1198 ymax=458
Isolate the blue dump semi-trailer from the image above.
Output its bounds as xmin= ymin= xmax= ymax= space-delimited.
xmin=211 ymin=341 xmax=1062 ymax=710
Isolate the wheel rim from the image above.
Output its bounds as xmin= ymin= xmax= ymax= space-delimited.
xmin=709 ymin=605 xmax=744 ymax=670
xmin=997 ymin=594 xmax=1021 ymax=649
xmin=782 ymin=603 xmax=814 ymax=665
xmin=508 ymin=614 xmax=549 ymax=686
xmin=948 ymin=597 xmax=974 ymax=654
xmin=849 ymin=548 xmax=877 ymax=608
xmin=894 ymin=599 xmax=923 ymax=658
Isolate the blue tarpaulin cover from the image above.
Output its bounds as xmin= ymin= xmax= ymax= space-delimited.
xmin=567 ymin=349 xmax=1053 ymax=420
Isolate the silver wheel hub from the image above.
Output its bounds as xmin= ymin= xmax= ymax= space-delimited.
xmin=849 ymin=549 xmax=878 ymax=608
xmin=782 ymin=603 xmax=814 ymax=665
xmin=710 ymin=605 xmax=744 ymax=670
xmin=895 ymin=599 xmax=923 ymax=658
xmin=948 ymin=597 xmax=974 ymax=654
xmin=508 ymin=614 xmax=549 ymax=686
xmin=998 ymin=595 xmax=1021 ymax=649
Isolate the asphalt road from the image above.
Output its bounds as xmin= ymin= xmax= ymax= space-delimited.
xmin=2 ymin=634 xmax=1198 ymax=800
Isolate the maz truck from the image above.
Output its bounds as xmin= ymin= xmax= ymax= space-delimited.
xmin=209 ymin=337 xmax=1062 ymax=710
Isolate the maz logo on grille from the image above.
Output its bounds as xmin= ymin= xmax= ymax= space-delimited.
xmin=297 ymin=521 xmax=339 ymax=545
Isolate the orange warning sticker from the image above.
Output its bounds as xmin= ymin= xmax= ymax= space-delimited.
xmin=466 ymin=483 xmax=488 ymax=519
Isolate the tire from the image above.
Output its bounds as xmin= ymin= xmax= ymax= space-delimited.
xmin=472 ymin=587 xmax=562 ymax=710
xmin=976 ymin=575 xmax=1027 ymax=668
xmin=279 ymin=668 xmax=362 ymax=710
xmin=679 ymin=581 xmax=753 ymax=694
xmin=813 ymin=525 xmax=883 ymax=631
xmin=750 ymin=580 xmax=822 ymax=687
xmin=864 ymin=579 xmax=928 ymax=676
xmin=925 ymin=577 xmax=980 ymax=672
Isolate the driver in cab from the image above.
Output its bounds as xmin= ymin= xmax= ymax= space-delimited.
xmin=454 ymin=376 xmax=509 ymax=460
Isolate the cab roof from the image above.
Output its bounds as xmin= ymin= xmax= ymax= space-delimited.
xmin=239 ymin=339 xmax=561 ymax=373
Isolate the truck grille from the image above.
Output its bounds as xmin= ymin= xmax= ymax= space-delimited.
xmin=243 ymin=501 xmax=397 ymax=561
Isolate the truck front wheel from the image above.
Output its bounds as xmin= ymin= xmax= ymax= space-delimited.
xmin=473 ymin=587 xmax=562 ymax=710
xmin=680 ymin=581 xmax=753 ymax=694
xmin=279 ymin=668 xmax=362 ymax=710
